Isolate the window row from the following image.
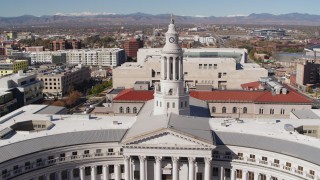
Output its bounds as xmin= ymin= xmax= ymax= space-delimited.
xmin=119 ymin=107 xmax=138 ymax=114
xmin=155 ymin=101 xmax=188 ymax=109
xmin=199 ymin=64 xmax=218 ymax=69
xmin=211 ymin=107 xmax=247 ymax=114
xmin=259 ymin=108 xmax=290 ymax=115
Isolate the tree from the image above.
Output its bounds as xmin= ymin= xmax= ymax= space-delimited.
xmin=65 ymin=91 xmax=82 ymax=106
xmin=52 ymin=100 xmax=66 ymax=107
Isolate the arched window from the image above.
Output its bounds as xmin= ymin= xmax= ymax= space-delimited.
xmin=232 ymin=107 xmax=237 ymax=114
xmin=172 ymin=102 xmax=175 ymax=108
xmin=259 ymin=108 xmax=264 ymax=114
xmin=270 ymin=109 xmax=274 ymax=114
xmin=126 ymin=107 xmax=130 ymax=113
xmin=243 ymin=107 xmax=247 ymax=114
xmin=133 ymin=107 xmax=137 ymax=114
xmin=167 ymin=102 xmax=170 ymax=108
xmin=280 ymin=108 xmax=285 ymax=115
xmin=222 ymin=107 xmax=226 ymax=113
xmin=119 ymin=107 xmax=123 ymax=113
xmin=212 ymin=106 xmax=216 ymax=113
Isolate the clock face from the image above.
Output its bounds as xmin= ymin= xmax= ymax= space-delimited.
xmin=169 ymin=37 xmax=175 ymax=43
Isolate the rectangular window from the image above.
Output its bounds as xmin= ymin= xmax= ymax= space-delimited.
xmin=250 ymin=154 xmax=255 ymax=159
xmin=262 ymin=156 xmax=267 ymax=161
xmin=199 ymin=64 xmax=202 ymax=69
xmin=209 ymin=64 xmax=212 ymax=69
xmin=218 ymin=73 xmax=222 ymax=78
xmin=214 ymin=64 xmax=217 ymax=69
xmin=298 ymin=166 xmax=303 ymax=171
xmin=84 ymin=150 xmax=90 ymax=154
xmin=204 ymin=64 xmax=207 ymax=69
xmin=310 ymin=170 xmax=315 ymax=175
xmin=274 ymin=159 xmax=279 ymax=164
xmin=286 ymin=162 xmax=291 ymax=167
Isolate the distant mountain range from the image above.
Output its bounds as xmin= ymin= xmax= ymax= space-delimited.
xmin=1 ymin=12 xmax=320 ymax=27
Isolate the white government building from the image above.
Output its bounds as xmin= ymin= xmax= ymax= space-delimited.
xmin=113 ymin=31 xmax=267 ymax=90
xmin=0 ymin=18 xmax=319 ymax=180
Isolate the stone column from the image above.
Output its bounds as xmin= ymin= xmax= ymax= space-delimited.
xmin=44 ymin=173 xmax=50 ymax=180
xmin=103 ymin=165 xmax=109 ymax=180
xmin=114 ymin=164 xmax=120 ymax=180
xmin=91 ymin=166 xmax=97 ymax=180
xmin=188 ymin=157 xmax=195 ymax=180
xmin=204 ymin=158 xmax=212 ymax=180
xmin=162 ymin=57 xmax=166 ymax=80
xmin=230 ymin=168 xmax=235 ymax=180
xmin=56 ymin=171 xmax=61 ymax=180
xmin=155 ymin=156 xmax=162 ymax=180
xmin=172 ymin=157 xmax=179 ymax=180
xmin=68 ymin=169 xmax=74 ymax=180
xmin=124 ymin=156 xmax=130 ymax=180
xmin=167 ymin=57 xmax=170 ymax=80
xmin=180 ymin=57 xmax=183 ymax=80
xmin=139 ymin=156 xmax=146 ymax=180
xmin=254 ymin=172 xmax=259 ymax=180
xmin=220 ymin=166 xmax=225 ymax=180
xmin=173 ymin=57 xmax=176 ymax=80
xmin=80 ymin=167 xmax=85 ymax=180
xmin=242 ymin=170 xmax=247 ymax=180
xmin=178 ymin=58 xmax=181 ymax=80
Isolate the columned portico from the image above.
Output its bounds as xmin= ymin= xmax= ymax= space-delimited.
xmin=155 ymin=156 xmax=163 ymax=180
xmin=188 ymin=157 xmax=195 ymax=180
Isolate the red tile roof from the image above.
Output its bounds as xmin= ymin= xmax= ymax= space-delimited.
xmin=113 ymin=88 xmax=312 ymax=104
xmin=241 ymin=81 xmax=261 ymax=90
xmin=255 ymin=90 xmax=312 ymax=104
xmin=190 ymin=90 xmax=312 ymax=104
xmin=190 ymin=91 xmax=264 ymax=102
xmin=113 ymin=88 xmax=154 ymax=102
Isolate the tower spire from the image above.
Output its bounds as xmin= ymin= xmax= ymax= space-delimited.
xmin=170 ymin=14 xmax=174 ymax=24
xmin=153 ymin=17 xmax=190 ymax=116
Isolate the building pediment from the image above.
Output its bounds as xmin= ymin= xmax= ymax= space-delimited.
xmin=122 ymin=129 xmax=214 ymax=149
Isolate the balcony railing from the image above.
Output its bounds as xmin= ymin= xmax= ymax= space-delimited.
xmin=271 ymin=162 xmax=280 ymax=168
xmin=259 ymin=160 xmax=268 ymax=165
xmin=247 ymin=158 xmax=256 ymax=163
xmin=283 ymin=166 xmax=292 ymax=171
xmin=295 ymin=169 xmax=303 ymax=175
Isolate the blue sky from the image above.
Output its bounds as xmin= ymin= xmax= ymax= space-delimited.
xmin=0 ymin=0 xmax=319 ymax=17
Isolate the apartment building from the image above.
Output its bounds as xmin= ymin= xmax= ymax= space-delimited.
xmin=38 ymin=65 xmax=90 ymax=97
xmin=0 ymin=59 xmax=29 ymax=77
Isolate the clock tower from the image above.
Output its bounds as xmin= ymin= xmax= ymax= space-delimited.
xmin=154 ymin=15 xmax=190 ymax=116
